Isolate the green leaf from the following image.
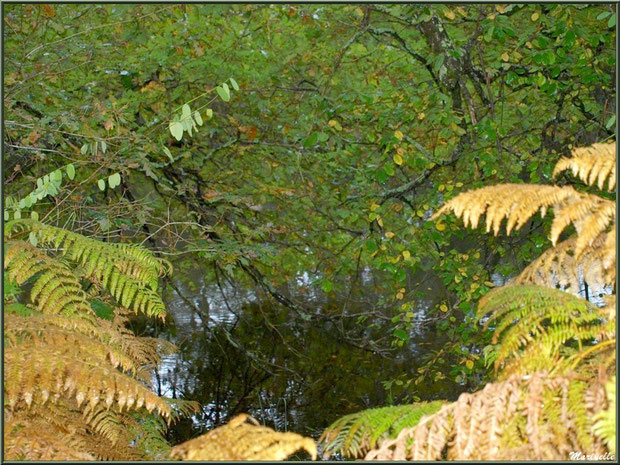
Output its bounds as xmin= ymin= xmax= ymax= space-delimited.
xmin=66 ymin=164 xmax=75 ymax=180
xmin=30 ymin=211 xmax=39 ymax=221
xmin=52 ymin=169 xmax=62 ymax=183
xmin=108 ymin=172 xmax=121 ymax=189
xmin=597 ymin=11 xmax=611 ymax=20
xmin=606 ymin=115 xmax=616 ymax=129
xmin=163 ymin=146 xmax=174 ymax=162
xmin=14 ymin=210 xmax=21 ymax=220
xmin=321 ymin=279 xmax=333 ymax=293
xmin=303 ymin=132 xmax=319 ymax=147
xmin=206 ymin=108 xmax=213 ymax=119
xmin=182 ymin=104 xmax=191 ymax=120
xmin=608 ymin=13 xmax=616 ymax=28
xmin=98 ymin=179 xmax=106 ymax=191
xmin=91 ymin=299 xmax=115 ymax=320
xmin=81 ymin=143 xmax=89 ymax=155
xmin=393 ymin=329 xmax=408 ymax=341
xmin=216 ymin=85 xmax=230 ymax=102
xmin=101 ymin=140 xmax=107 ymax=154
xmin=169 ymin=121 xmax=183 ymax=141
xmin=229 ymin=77 xmax=239 ymax=91
xmin=28 ymin=231 xmax=38 ymax=247
xmin=3 ymin=210 xmax=8 ymax=221
xmin=194 ymin=110 xmax=203 ymax=126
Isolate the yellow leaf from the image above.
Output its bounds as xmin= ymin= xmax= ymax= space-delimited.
xmin=436 ymin=222 xmax=446 ymax=231
xmin=370 ymin=203 xmax=380 ymax=211
xmin=444 ymin=9 xmax=456 ymax=20
xmin=531 ymin=12 xmax=539 ymax=21
xmin=495 ymin=5 xmax=506 ymax=13
xmin=399 ymin=288 xmax=405 ymax=293
xmin=394 ymin=130 xmax=403 ymax=141
xmin=526 ymin=41 xmax=533 ymax=48
xmin=418 ymin=112 xmax=425 ymax=120
xmin=465 ymin=360 xmax=474 ymax=369
xmin=456 ymin=6 xmax=467 ymax=17
xmin=501 ymin=52 xmax=510 ymax=62
xmin=396 ymin=292 xmax=404 ymax=300
xmin=402 ymin=250 xmax=411 ymax=260
xmin=440 ymin=304 xmax=449 ymax=312
xmin=484 ymin=281 xmax=495 ymax=287
xmin=438 ymin=184 xmax=445 ymax=192
xmin=328 ymin=119 xmax=337 ymax=127
xmin=377 ymin=217 xmax=384 ymax=228
xmin=455 ymin=182 xmax=463 ymax=187
xmin=385 ymin=231 xmax=395 ymax=239
xmin=393 ymin=154 xmax=404 ymax=166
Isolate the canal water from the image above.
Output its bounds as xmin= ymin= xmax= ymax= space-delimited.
xmin=130 ymin=261 xmax=468 ymax=450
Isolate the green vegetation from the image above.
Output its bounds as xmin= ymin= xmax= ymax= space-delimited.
xmin=3 ymin=3 xmax=615 ymax=461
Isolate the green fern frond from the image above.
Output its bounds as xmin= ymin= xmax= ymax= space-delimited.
xmin=5 ymin=221 xmax=168 ymax=318
xmin=477 ymin=286 xmax=606 ymax=376
xmin=319 ymin=401 xmax=445 ymax=459
xmin=592 ymin=376 xmax=616 ymax=454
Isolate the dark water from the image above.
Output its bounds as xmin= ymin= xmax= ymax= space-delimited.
xmin=131 ymin=264 xmax=467 ymax=450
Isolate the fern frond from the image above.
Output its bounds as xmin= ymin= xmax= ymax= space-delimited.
xmin=432 ymin=184 xmax=580 ymax=235
xmin=319 ymin=401 xmax=444 ymax=459
xmin=5 ymin=345 xmax=172 ymax=418
xmin=5 ymin=240 xmax=94 ymax=316
xmin=4 ymin=314 xmax=163 ymax=381
xmin=553 ymin=142 xmax=616 ymax=191
xmin=5 ymin=219 xmax=169 ymax=318
xmin=169 ymin=414 xmax=317 ymax=460
xmin=365 ymin=372 xmax=609 ymax=460
xmin=477 ymin=286 xmax=606 ymax=376
xmin=592 ymin=376 xmax=616 ymax=454
xmin=514 ymin=232 xmax=615 ymax=290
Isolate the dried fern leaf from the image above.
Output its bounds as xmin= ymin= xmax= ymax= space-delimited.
xmin=170 ymin=414 xmax=317 ymax=460
xmin=4 ymin=345 xmax=172 ymax=418
xmin=319 ymin=401 xmax=444 ymax=459
xmin=514 ymin=233 xmax=616 ymax=291
xmin=553 ymin=142 xmax=616 ymax=191
xmin=365 ymin=372 xmax=609 ymax=461
xmin=432 ymin=184 xmax=582 ymax=235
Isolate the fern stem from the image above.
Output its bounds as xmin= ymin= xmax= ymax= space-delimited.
xmin=569 ymin=339 xmax=616 ymax=370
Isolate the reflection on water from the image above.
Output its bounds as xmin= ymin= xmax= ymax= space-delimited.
xmin=139 ymin=264 xmax=464 ymax=448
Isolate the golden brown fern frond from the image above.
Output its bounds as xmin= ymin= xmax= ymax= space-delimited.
xmin=432 ymin=184 xmax=582 ymax=236
xmin=169 ymin=414 xmax=317 ymax=460
xmin=433 ymin=173 xmax=615 ymax=289
xmin=514 ymin=232 xmax=615 ymax=290
xmin=365 ymin=372 xmax=608 ymax=461
xmin=4 ymin=344 xmax=172 ymax=418
xmin=4 ymin=314 xmax=163 ymax=382
xmin=553 ymin=142 xmax=616 ymax=191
